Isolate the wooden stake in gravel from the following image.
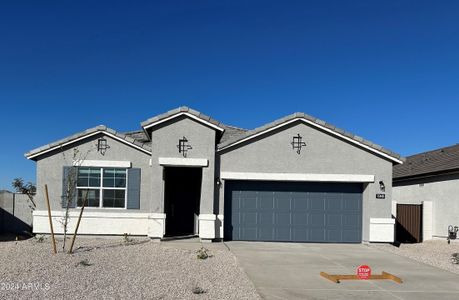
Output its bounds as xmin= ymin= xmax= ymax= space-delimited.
xmin=44 ymin=184 xmax=57 ymax=254
xmin=68 ymin=190 xmax=88 ymax=254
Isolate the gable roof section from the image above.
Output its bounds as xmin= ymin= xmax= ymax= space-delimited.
xmin=25 ymin=125 xmax=152 ymax=160
xmin=218 ymin=112 xmax=404 ymax=164
xmin=393 ymin=143 xmax=459 ymax=180
xmin=141 ymin=106 xmax=225 ymax=138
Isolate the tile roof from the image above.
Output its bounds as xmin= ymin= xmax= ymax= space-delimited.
xmin=218 ymin=112 xmax=403 ymax=163
xmin=141 ymin=106 xmax=225 ymax=132
xmin=393 ymin=143 xmax=459 ymax=179
xmin=25 ymin=106 xmax=402 ymax=164
xmin=25 ymin=125 xmax=152 ymax=159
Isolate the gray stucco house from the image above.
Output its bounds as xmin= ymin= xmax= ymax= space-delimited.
xmin=393 ymin=143 xmax=459 ymax=241
xmin=26 ymin=107 xmax=403 ymax=243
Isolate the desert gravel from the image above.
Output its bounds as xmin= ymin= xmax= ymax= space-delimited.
xmin=0 ymin=237 xmax=260 ymax=300
xmin=372 ymin=240 xmax=459 ymax=274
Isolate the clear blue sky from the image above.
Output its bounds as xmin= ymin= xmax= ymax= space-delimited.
xmin=1 ymin=1 xmax=458 ymax=190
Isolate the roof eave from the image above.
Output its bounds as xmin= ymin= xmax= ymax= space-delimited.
xmin=218 ymin=116 xmax=404 ymax=165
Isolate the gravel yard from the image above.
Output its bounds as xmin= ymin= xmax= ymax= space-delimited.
xmin=373 ymin=240 xmax=459 ymax=274
xmin=0 ymin=236 xmax=260 ymax=300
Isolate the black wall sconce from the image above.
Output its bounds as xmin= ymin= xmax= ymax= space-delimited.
xmin=177 ymin=136 xmax=192 ymax=157
xmin=291 ymin=134 xmax=306 ymax=154
xmin=97 ymin=137 xmax=110 ymax=155
xmin=379 ymin=180 xmax=385 ymax=192
xmin=216 ymin=177 xmax=222 ymax=186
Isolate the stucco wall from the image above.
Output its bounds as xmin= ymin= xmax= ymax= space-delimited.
xmin=35 ymin=134 xmax=152 ymax=212
xmin=149 ymin=116 xmax=217 ymax=214
xmin=218 ymin=121 xmax=394 ymax=242
xmin=393 ymin=174 xmax=459 ymax=237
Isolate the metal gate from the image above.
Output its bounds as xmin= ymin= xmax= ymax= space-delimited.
xmin=396 ymin=204 xmax=422 ymax=243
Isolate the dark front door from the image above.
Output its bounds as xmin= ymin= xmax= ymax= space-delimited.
xmin=164 ymin=167 xmax=202 ymax=236
xmin=225 ymin=181 xmax=363 ymax=243
xmin=396 ymin=204 xmax=422 ymax=243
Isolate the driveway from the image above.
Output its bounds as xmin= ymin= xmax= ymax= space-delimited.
xmin=226 ymin=242 xmax=459 ymax=300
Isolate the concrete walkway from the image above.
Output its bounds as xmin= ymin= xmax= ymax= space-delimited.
xmin=226 ymin=241 xmax=459 ymax=300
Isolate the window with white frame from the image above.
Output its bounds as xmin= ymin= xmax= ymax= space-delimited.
xmin=76 ymin=167 xmax=127 ymax=208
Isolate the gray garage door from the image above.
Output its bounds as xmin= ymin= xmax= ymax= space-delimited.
xmin=224 ymin=181 xmax=362 ymax=243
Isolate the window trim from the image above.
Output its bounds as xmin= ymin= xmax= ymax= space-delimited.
xmin=76 ymin=167 xmax=128 ymax=209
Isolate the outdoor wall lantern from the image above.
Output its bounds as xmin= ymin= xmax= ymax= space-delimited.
xmin=379 ymin=180 xmax=385 ymax=192
xmin=177 ymin=136 xmax=192 ymax=157
xmin=216 ymin=177 xmax=222 ymax=186
xmin=291 ymin=134 xmax=306 ymax=154
xmin=97 ymin=137 xmax=110 ymax=155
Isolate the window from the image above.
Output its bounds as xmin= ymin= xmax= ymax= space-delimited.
xmin=76 ymin=167 xmax=127 ymax=208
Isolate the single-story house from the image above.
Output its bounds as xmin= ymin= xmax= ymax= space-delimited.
xmin=393 ymin=143 xmax=459 ymax=242
xmin=26 ymin=107 xmax=403 ymax=243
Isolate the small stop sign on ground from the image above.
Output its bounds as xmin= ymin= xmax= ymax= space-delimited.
xmin=357 ymin=265 xmax=371 ymax=280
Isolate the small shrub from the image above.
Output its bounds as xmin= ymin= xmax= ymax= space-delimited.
xmin=76 ymin=259 xmax=92 ymax=267
xmin=192 ymin=286 xmax=207 ymax=294
xmin=451 ymin=253 xmax=459 ymax=264
xmin=35 ymin=235 xmax=45 ymax=243
xmin=123 ymin=233 xmax=133 ymax=244
xmin=196 ymin=247 xmax=211 ymax=260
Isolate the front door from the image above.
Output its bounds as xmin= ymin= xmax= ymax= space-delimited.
xmin=164 ymin=167 xmax=202 ymax=236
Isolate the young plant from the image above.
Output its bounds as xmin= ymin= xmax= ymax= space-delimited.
xmin=196 ymin=247 xmax=211 ymax=260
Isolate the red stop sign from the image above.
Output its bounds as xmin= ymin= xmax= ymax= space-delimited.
xmin=357 ymin=265 xmax=371 ymax=280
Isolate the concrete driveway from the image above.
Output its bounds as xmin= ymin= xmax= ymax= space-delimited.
xmin=226 ymin=242 xmax=459 ymax=300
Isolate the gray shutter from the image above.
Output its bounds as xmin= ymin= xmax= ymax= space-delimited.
xmin=127 ymin=168 xmax=141 ymax=209
xmin=61 ymin=166 xmax=77 ymax=208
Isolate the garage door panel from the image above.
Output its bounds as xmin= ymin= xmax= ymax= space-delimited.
xmin=225 ymin=181 xmax=362 ymax=243
xmin=240 ymin=228 xmax=257 ymax=240
xmin=276 ymin=213 xmax=291 ymax=225
xmin=275 ymin=227 xmax=291 ymax=240
xmin=259 ymin=212 xmax=274 ymax=225
xmin=326 ymin=198 xmax=342 ymax=211
xmin=292 ymin=198 xmax=309 ymax=211
xmin=310 ymin=199 xmax=326 ymax=210
xmin=292 ymin=212 xmax=308 ymax=225
xmin=309 ymin=229 xmax=326 ymax=242
xmin=342 ymin=230 xmax=361 ymax=242
xmin=258 ymin=194 xmax=274 ymax=209
xmin=293 ymin=228 xmax=308 ymax=241
xmin=241 ymin=212 xmax=257 ymax=225
xmin=327 ymin=229 xmax=342 ymax=242
xmin=327 ymin=214 xmax=342 ymax=226
xmin=241 ymin=198 xmax=257 ymax=209
xmin=309 ymin=213 xmax=325 ymax=227
xmin=258 ymin=227 xmax=274 ymax=240
xmin=343 ymin=214 xmax=361 ymax=226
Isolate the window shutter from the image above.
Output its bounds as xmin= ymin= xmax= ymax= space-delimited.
xmin=61 ymin=166 xmax=77 ymax=208
xmin=127 ymin=168 xmax=141 ymax=209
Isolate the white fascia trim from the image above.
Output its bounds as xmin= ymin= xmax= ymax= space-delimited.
xmin=33 ymin=210 xmax=151 ymax=219
xmin=26 ymin=131 xmax=151 ymax=159
xmin=199 ymin=214 xmax=217 ymax=220
xmin=73 ymin=160 xmax=132 ymax=168
xmin=220 ymin=172 xmax=375 ymax=183
xmin=218 ymin=118 xmax=403 ymax=164
xmin=158 ymin=157 xmax=208 ymax=167
xmin=143 ymin=112 xmax=224 ymax=132
xmin=370 ymin=218 xmax=396 ymax=224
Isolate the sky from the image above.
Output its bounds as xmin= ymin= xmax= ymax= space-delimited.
xmin=0 ymin=1 xmax=458 ymax=190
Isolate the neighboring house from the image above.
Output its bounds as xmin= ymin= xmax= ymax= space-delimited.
xmin=393 ymin=143 xmax=459 ymax=241
xmin=26 ymin=107 xmax=403 ymax=243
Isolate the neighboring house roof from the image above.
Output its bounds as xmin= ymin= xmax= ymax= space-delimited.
xmin=218 ymin=112 xmax=403 ymax=164
xmin=25 ymin=125 xmax=152 ymax=160
xmin=393 ymin=143 xmax=459 ymax=180
xmin=141 ymin=106 xmax=225 ymax=137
